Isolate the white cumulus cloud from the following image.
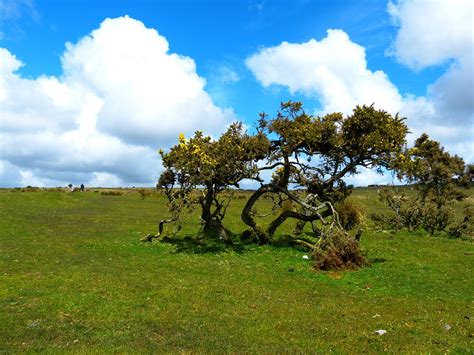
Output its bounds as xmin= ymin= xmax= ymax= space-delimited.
xmin=388 ymin=0 xmax=473 ymax=161
xmin=246 ymin=29 xmax=404 ymax=116
xmin=0 ymin=16 xmax=235 ymax=187
xmin=387 ymin=0 xmax=473 ymax=70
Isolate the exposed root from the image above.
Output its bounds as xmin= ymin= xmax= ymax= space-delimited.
xmin=140 ymin=216 xmax=181 ymax=242
xmin=140 ymin=233 xmax=159 ymax=242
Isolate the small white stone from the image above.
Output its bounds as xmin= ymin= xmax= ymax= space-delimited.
xmin=375 ymin=329 xmax=387 ymax=335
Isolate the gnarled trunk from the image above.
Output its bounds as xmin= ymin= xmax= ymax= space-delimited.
xmin=241 ymin=184 xmax=272 ymax=244
xmin=200 ymin=184 xmax=230 ymax=241
xmin=242 ymin=182 xmax=341 ymax=245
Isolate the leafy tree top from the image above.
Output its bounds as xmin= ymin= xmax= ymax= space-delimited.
xmin=395 ymin=133 xmax=468 ymax=203
xmin=159 ymin=122 xmax=269 ymax=191
xmin=257 ymin=101 xmax=409 ymax=201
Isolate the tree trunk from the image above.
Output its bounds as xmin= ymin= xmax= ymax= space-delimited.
xmin=203 ymin=219 xmax=230 ymax=241
xmin=200 ymin=185 xmax=230 ymax=241
xmin=201 ymin=184 xmax=214 ymax=229
xmin=241 ymin=184 xmax=272 ymax=244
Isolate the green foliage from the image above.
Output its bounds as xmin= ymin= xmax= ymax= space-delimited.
xmin=160 ymin=123 xmax=269 ymax=190
xmin=262 ymin=102 xmax=408 ymax=202
xmin=396 ymin=133 xmax=468 ymax=204
xmin=449 ymin=205 xmax=473 ymax=238
xmin=376 ymin=134 xmax=470 ymax=236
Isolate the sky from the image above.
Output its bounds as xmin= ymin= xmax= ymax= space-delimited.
xmin=0 ymin=0 xmax=473 ymax=187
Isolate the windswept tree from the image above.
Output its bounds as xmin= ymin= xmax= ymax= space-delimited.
xmin=376 ymin=133 xmax=470 ymax=235
xmin=157 ymin=123 xmax=269 ymax=240
xmin=241 ymin=101 xmax=409 ymax=246
xmin=400 ymin=133 xmax=468 ymax=203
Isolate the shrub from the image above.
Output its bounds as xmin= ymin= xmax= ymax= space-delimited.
xmin=281 ymin=199 xmax=294 ymax=212
xmin=448 ymin=205 xmax=473 ymax=239
xmin=373 ymin=186 xmax=471 ymax=237
xmin=336 ymin=199 xmax=364 ymax=230
xmin=21 ymin=186 xmax=39 ymax=192
xmin=379 ymin=134 xmax=470 ymax=236
xmin=138 ymin=189 xmax=153 ymax=200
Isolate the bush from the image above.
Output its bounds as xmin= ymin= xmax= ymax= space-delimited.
xmin=448 ymin=205 xmax=473 ymax=239
xmin=45 ymin=188 xmax=63 ymax=192
xmin=138 ymin=189 xmax=153 ymax=200
xmin=336 ymin=199 xmax=364 ymax=230
xmin=21 ymin=186 xmax=39 ymax=192
xmin=372 ymin=186 xmax=471 ymax=237
xmin=379 ymin=134 xmax=470 ymax=236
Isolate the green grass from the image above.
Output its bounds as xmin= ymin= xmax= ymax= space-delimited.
xmin=1 ymin=188 xmax=473 ymax=352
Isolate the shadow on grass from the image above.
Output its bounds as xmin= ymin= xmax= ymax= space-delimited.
xmin=157 ymin=230 xmax=323 ymax=255
xmin=160 ymin=235 xmax=247 ymax=254
xmin=269 ymin=235 xmax=310 ymax=251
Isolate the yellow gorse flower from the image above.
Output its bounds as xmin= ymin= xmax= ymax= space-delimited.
xmin=178 ymin=133 xmax=186 ymax=148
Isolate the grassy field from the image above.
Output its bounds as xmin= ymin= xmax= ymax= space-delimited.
xmin=1 ymin=188 xmax=473 ymax=352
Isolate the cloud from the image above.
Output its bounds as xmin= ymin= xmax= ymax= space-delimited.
xmin=388 ymin=0 xmax=473 ymax=161
xmin=387 ymin=0 xmax=473 ymax=70
xmin=61 ymin=16 xmax=235 ymax=146
xmin=344 ymin=167 xmax=400 ymax=187
xmin=246 ymin=29 xmax=404 ymax=116
xmin=216 ymin=65 xmax=240 ymax=84
xmin=246 ymin=22 xmax=473 ymax=177
xmin=0 ymin=16 xmax=234 ymax=187
xmin=0 ymin=49 xmax=81 ymax=134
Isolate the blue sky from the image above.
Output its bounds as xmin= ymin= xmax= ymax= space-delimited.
xmin=0 ymin=0 xmax=472 ymax=187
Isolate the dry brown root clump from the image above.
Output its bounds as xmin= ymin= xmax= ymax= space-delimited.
xmin=312 ymin=229 xmax=369 ymax=271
